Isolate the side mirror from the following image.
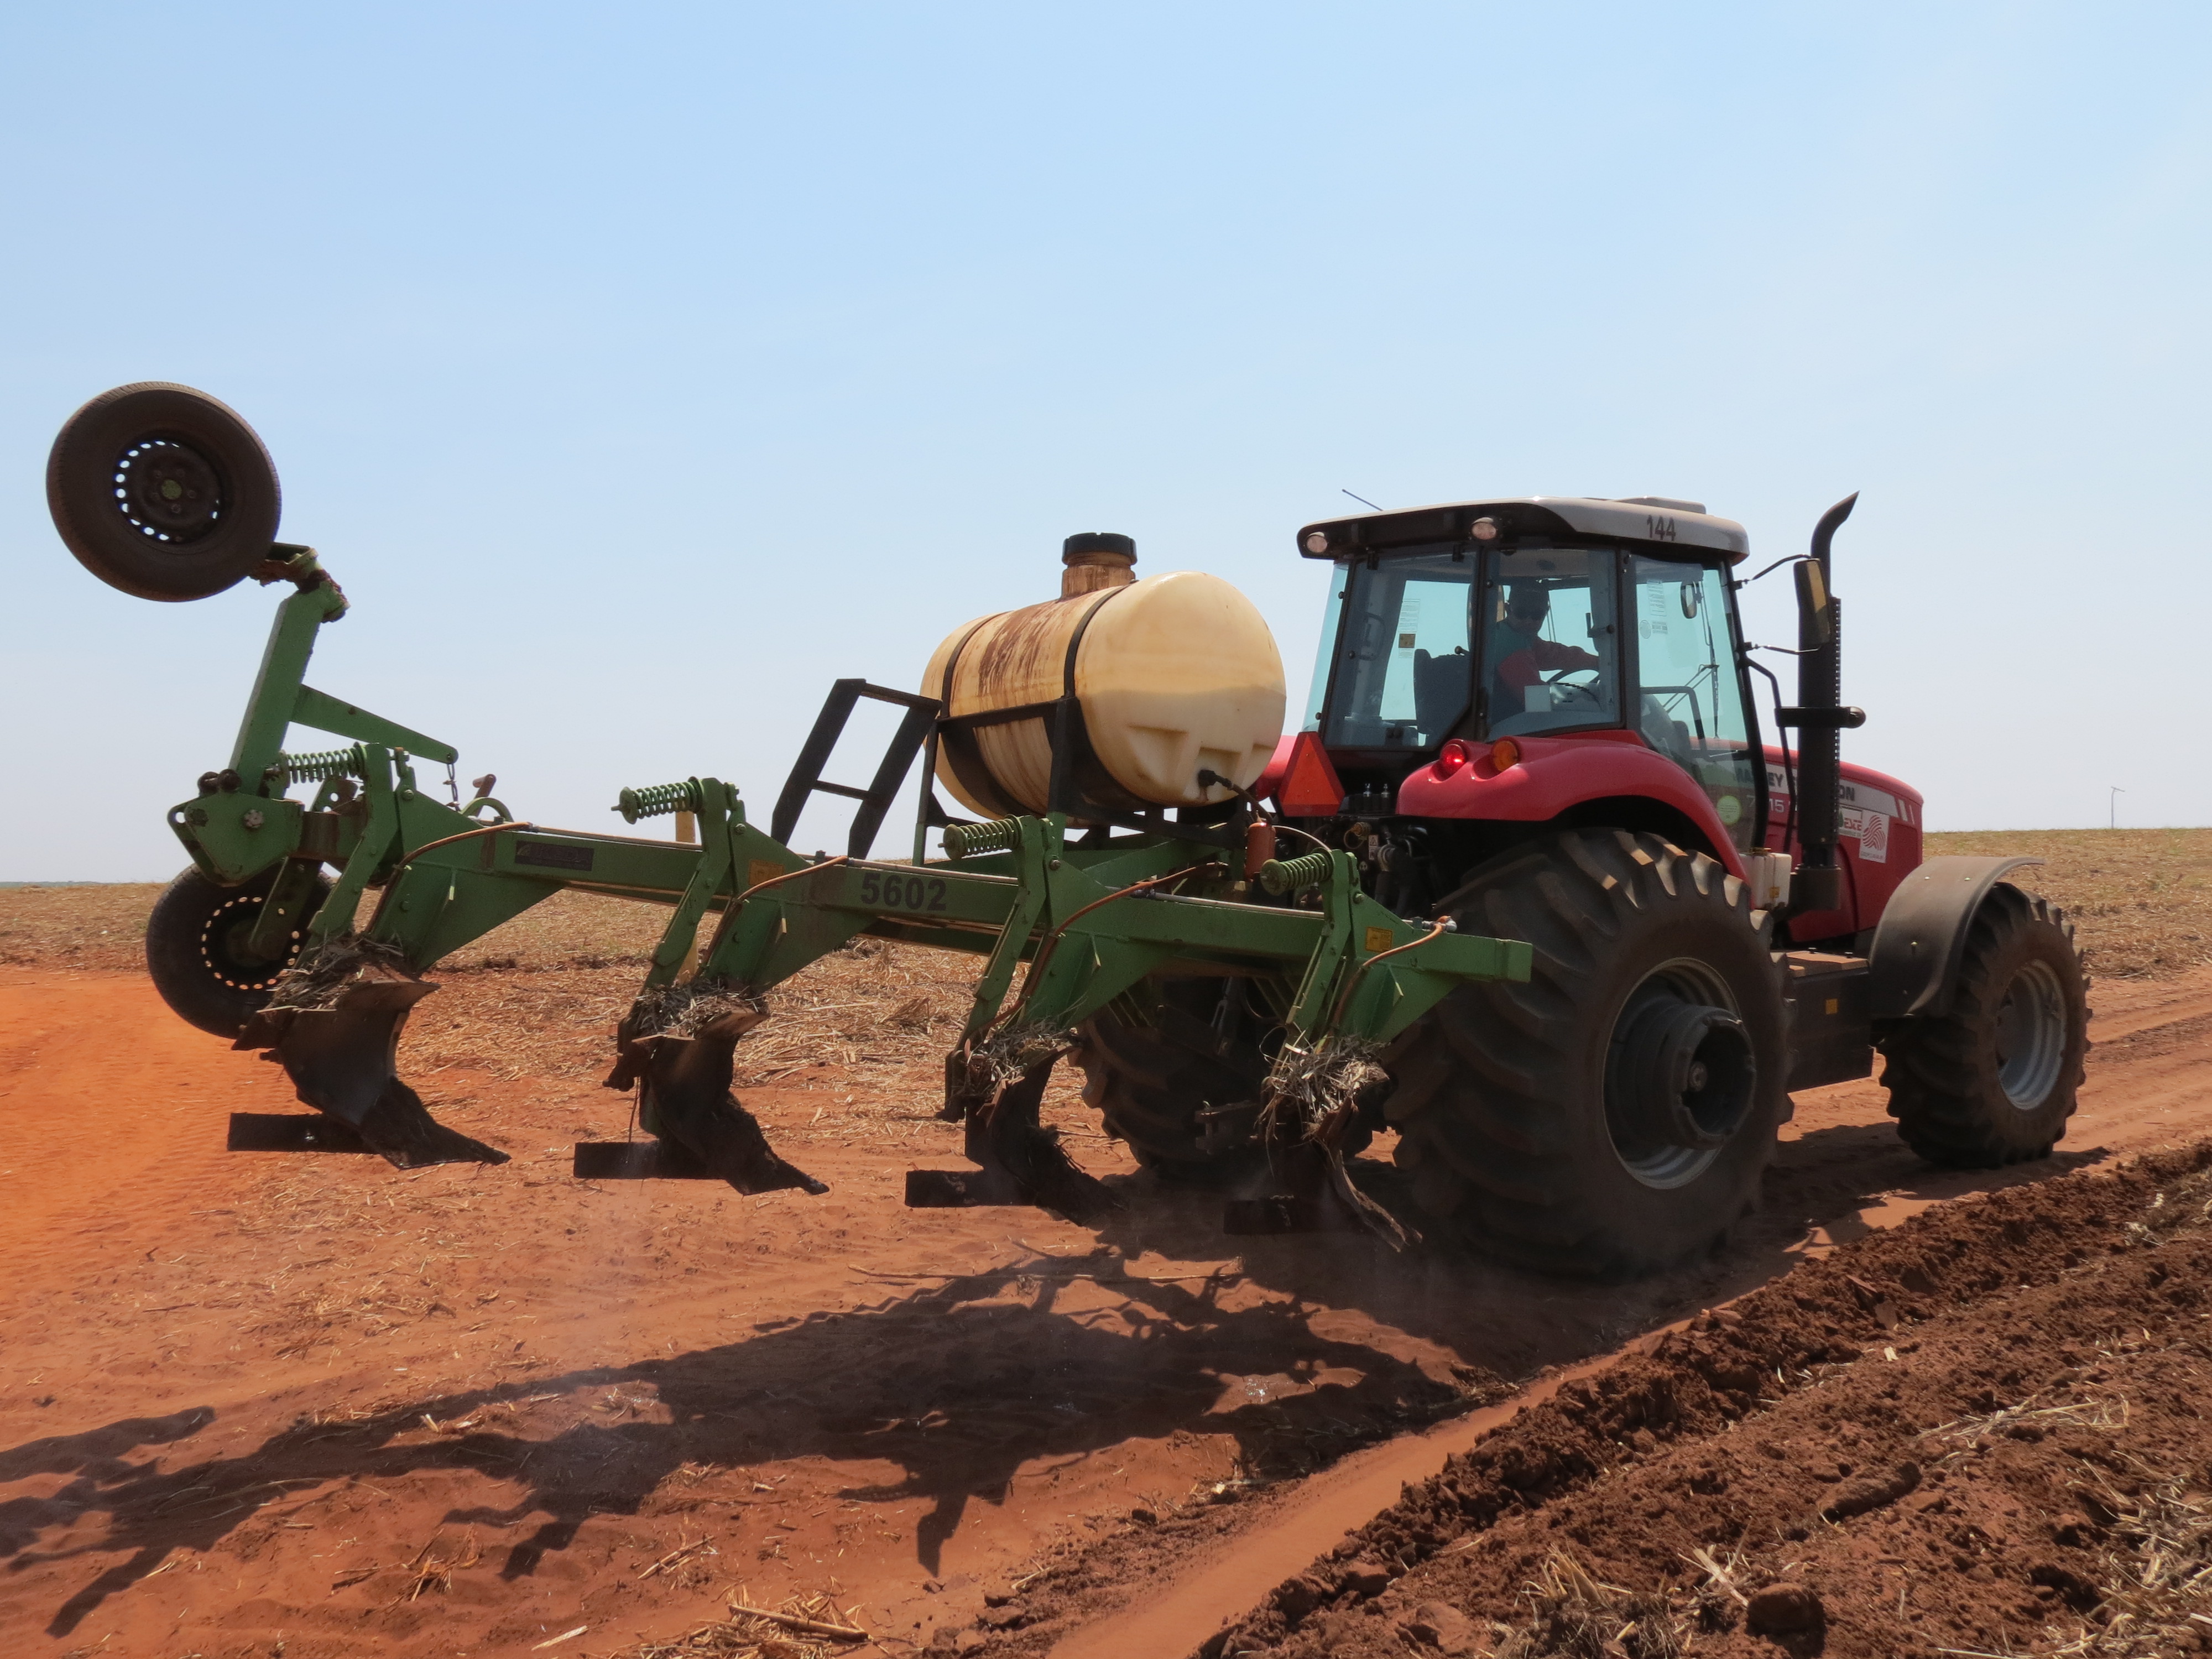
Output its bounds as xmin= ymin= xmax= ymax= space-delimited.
xmin=1793 ymin=559 xmax=1834 ymax=649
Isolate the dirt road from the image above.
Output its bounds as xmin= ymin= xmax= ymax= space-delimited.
xmin=1 ymin=962 xmax=2208 ymax=1657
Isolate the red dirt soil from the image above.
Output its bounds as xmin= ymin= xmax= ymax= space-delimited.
xmin=1186 ymin=1145 xmax=2212 ymax=1659
xmin=1 ymin=963 xmax=2209 ymax=1657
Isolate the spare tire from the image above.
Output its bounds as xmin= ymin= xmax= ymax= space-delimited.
xmin=47 ymin=382 xmax=281 ymax=601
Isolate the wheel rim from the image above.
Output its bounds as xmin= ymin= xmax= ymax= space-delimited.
xmin=114 ymin=437 xmax=226 ymax=544
xmin=199 ymin=893 xmax=302 ymax=992
xmin=1994 ymin=958 xmax=2067 ymax=1108
xmin=1603 ymin=957 xmax=1755 ymax=1190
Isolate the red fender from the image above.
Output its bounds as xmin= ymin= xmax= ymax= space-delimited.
xmin=1394 ymin=731 xmax=1752 ymax=879
xmin=1259 ymin=728 xmax=1927 ymax=936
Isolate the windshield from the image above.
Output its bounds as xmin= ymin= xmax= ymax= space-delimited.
xmin=1476 ymin=545 xmax=1621 ymax=737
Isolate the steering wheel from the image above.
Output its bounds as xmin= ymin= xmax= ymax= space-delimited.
xmin=1542 ymin=666 xmax=1604 ymax=709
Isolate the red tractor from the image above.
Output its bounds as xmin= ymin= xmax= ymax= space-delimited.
xmin=1078 ymin=494 xmax=2088 ymax=1276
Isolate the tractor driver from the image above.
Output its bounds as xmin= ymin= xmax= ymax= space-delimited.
xmin=1488 ymin=583 xmax=1601 ymax=717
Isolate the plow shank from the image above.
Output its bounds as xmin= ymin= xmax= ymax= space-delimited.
xmin=608 ymin=1009 xmax=828 ymax=1197
xmin=236 ymin=975 xmax=508 ymax=1170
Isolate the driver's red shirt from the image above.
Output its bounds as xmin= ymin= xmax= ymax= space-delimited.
xmin=1492 ymin=635 xmax=1601 ymax=694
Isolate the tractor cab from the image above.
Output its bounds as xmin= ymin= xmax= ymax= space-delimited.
xmin=1286 ymin=497 xmax=1780 ymax=902
xmin=1296 ymin=496 xmax=1759 ymax=838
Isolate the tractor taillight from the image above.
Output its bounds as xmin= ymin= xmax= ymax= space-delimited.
xmin=1433 ymin=739 xmax=1475 ymax=779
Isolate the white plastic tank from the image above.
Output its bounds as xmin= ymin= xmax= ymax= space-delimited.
xmin=923 ymin=533 xmax=1286 ymax=818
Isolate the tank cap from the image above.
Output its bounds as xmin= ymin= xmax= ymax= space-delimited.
xmin=1060 ymin=531 xmax=1136 ymax=597
xmin=1063 ymin=531 xmax=1135 ymax=562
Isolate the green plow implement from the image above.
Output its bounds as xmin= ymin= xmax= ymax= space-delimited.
xmin=168 ymin=549 xmax=1531 ymax=1243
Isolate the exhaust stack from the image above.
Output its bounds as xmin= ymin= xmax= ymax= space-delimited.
xmin=1787 ymin=493 xmax=1864 ymax=915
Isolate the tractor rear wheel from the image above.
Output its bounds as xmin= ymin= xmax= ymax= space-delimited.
xmin=47 ymin=383 xmax=283 ymax=601
xmin=1073 ymin=978 xmax=1280 ymax=1183
xmin=146 ymin=865 xmax=330 ymax=1038
xmin=1879 ymin=885 xmax=2088 ymax=1167
xmin=1386 ymin=830 xmax=1787 ymax=1277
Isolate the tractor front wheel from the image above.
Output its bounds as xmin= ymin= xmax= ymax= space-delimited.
xmin=146 ymin=865 xmax=330 ymax=1038
xmin=1879 ymin=885 xmax=2088 ymax=1167
xmin=1386 ymin=830 xmax=1787 ymax=1277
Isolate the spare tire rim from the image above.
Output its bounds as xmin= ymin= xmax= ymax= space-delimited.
xmin=114 ymin=437 xmax=226 ymax=544
xmin=1994 ymin=957 xmax=2066 ymax=1109
xmin=1603 ymin=957 xmax=1756 ymax=1190
xmin=199 ymin=892 xmax=301 ymax=992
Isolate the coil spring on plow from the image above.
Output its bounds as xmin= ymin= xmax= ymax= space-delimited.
xmin=269 ymin=745 xmax=367 ymax=788
xmin=614 ymin=779 xmax=739 ymax=824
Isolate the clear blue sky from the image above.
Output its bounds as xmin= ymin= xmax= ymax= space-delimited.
xmin=4 ymin=3 xmax=2206 ymax=879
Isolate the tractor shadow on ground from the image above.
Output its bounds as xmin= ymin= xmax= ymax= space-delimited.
xmin=4 ymin=1125 xmax=2111 ymax=1636
xmin=4 ymin=1254 xmax=1480 ymax=1635
xmin=0 ymin=1407 xmax=219 ymax=1560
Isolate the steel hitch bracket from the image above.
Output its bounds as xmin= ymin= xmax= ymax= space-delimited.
xmin=904 ymin=815 xmax=1168 ymax=1222
xmin=907 ymin=1051 xmax=1114 ymax=1220
xmin=1218 ymin=849 xmax=1535 ymax=1248
xmin=226 ymin=745 xmax=512 ymax=1168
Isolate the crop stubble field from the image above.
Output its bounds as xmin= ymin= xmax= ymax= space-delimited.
xmin=1 ymin=827 xmax=2210 ymax=1658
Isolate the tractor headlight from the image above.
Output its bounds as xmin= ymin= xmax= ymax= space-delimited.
xmin=1469 ymin=517 xmax=1499 ymax=542
xmin=1303 ymin=531 xmax=1331 ymax=554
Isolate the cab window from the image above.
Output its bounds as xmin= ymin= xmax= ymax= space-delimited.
xmin=1317 ymin=545 xmax=1477 ymax=749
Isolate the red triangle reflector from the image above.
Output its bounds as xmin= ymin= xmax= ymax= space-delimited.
xmin=1274 ymin=731 xmax=1345 ymax=817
